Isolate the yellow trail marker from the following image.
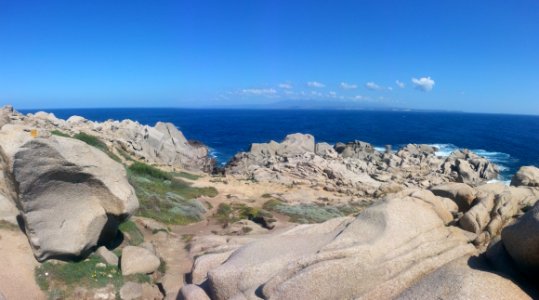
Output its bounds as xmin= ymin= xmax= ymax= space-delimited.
xmin=31 ymin=129 xmax=38 ymax=138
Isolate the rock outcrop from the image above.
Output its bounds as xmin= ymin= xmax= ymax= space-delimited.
xmin=511 ymin=166 xmax=539 ymax=187
xmin=226 ymin=134 xmax=499 ymax=200
xmin=1 ymin=106 xmax=213 ymax=172
xmin=0 ymin=123 xmax=139 ymax=261
xmin=501 ymin=200 xmax=539 ymax=276
xmin=189 ymin=195 xmax=476 ymax=299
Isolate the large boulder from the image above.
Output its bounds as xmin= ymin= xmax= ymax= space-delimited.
xmin=121 ymin=246 xmax=161 ymax=276
xmin=501 ymin=201 xmax=539 ymax=276
xmin=511 ymin=166 xmax=539 ymax=187
xmin=430 ymin=183 xmax=476 ymax=212
xmin=397 ymin=257 xmax=532 ymax=299
xmin=194 ymin=196 xmax=475 ymax=300
xmin=0 ymin=125 xmax=138 ymax=261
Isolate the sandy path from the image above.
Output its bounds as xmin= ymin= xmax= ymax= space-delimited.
xmin=0 ymin=228 xmax=45 ymax=300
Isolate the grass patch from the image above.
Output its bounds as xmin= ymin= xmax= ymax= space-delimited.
xmin=118 ymin=220 xmax=144 ymax=246
xmin=215 ymin=203 xmax=272 ymax=225
xmin=51 ymin=130 xmax=70 ymax=137
xmin=129 ymin=162 xmax=172 ymax=181
xmin=128 ymin=162 xmax=218 ymax=225
xmin=117 ymin=148 xmax=134 ymax=161
xmin=263 ymin=199 xmax=360 ymax=224
xmin=73 ymin=132 xmax=120 ymax=162
xmin=171 ymin=171 xmax=201 ymax=181
xmin=35 ymin=255 xmax=150 ymax=298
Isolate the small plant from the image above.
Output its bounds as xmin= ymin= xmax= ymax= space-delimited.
xmin=0 ymin=220 xmax=19 ymax=231
xmin=118 ymin=220 xmax=144 ymax=246
xmin=215 ymin=203 xmax=272 ymax=225
xmin=51 ymin=130 xmax=70 ymax=137
xmin=263 ymin=199 xmax=361 ymax=224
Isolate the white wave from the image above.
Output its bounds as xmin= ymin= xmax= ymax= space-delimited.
xmin=487 ymin=179 xmax=511 ymax=186
xmin=430 ymin=143 xmax=458 ymax=157
xmin=374 ymin=146 xmax=387 ymax=153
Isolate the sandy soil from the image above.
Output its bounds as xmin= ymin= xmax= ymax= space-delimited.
xmin=0 ymin=228 xmax=45 ymax=300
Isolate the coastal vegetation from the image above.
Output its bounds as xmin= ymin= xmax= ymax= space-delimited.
xmin=127 ymin=161 xmax=217 ymax=224
xmin=34 ymin=255 xmax=151 ymax=299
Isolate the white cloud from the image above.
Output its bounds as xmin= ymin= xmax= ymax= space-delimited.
xmin=310 ymin=90 xmax=323 ymax=97
xmin=411 ymin=77 xmax=435 ymax=92
xmin=353 ymin=95 xmax=365 ymax=100
xmin=396 ymin=80 xmax=405 ymax=88
xmin=241 ymin=88 xmax=277 ymax=95
xmin=340 ymin=82 xmax=357 ymax=89
xmin=328 ymin=91 xmax=337 ymax=97
xmin=278 ymin=83 xmax=293 ymax=89
xmin=307 ymin=81 xmax=325 ymax=88
xmin=387 ymin=87 xmax=393 ymax=91
xmin=365 ymin=82 xmax=382 ymax=91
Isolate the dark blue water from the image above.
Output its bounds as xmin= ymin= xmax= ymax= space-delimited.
xmin=21 ymin=109 xmax=539 ymax=180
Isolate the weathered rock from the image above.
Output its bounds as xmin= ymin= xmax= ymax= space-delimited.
xmin=431 ymin=183 xmax=476 ymax=212
xmin=441 ymin=150 xmax=499 ymax=185
xmin=0 ymin=126 xmax=138 ymax=261
xmin=397 ymin=257 xmax=532 ymax=299
xmin=121 ymin=246 xmax=161 ymax=276
xmin=96 ymin=246 xmax=119 ymax=266
xmin=120 ymin=282 xmax=143 ymax=300
xmin=198 ymin=197 xmax=475 ymax=300
xmin=226 ymin=134 xmax=498 ymax=202
xmin=179 ymin=284 xmax=211 ymax=300
xmin=0 ymin=148 xmax=18 ymax=224
xmin=511 ymin=166 xmax=539 ymax=187
xmin=501 ymin=201 xmax=539 ymax=276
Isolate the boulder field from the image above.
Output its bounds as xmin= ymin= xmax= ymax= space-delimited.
xmin=1 ymin=105 xmax=539 ymax=299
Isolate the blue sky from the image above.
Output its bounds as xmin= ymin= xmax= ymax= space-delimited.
xmin=1 ymin=0 xmax=538 ymax=114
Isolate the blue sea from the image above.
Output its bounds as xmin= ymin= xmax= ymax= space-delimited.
xmin=21 ymin=109 xmax=539 ymax=181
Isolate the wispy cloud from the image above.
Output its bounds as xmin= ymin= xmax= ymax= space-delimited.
xmin=411 ymin=77 xmax=435 ymax=92
xmin=328 ymin=91 xmax=337 ymax=97
xmin=340 ymin=82 xmax=357 ymax=89
xmin=395 ymin=80 xmax=405 ymax=88
xmin=241 ymin=88 xmax=277 ymax=95
xmin=278 ymin=83 xmax=293 ymax=89
xmin=307 ymin=81 xmax=325 ymax=88
xmin=365 ymin=82 xmax=382 ymax=91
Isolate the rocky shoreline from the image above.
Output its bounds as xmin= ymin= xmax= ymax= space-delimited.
xmin=1 ymin=105 xmax=538 ymax=299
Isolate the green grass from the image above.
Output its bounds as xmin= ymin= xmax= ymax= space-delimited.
xmin=73 ymin=132 xmax=121 ymax=162
xmin=171 ymin=171 xmax=201 ymax=181
xmin=50 ymin=130 xmax=70 ymax=137
xmin=263 ymin=199 xmax=361 ymax=224
xmin=215 ymin=203 xmax=272 ymax=225
xmin=129 ymin=162 xmax=172 ymax=181
xmin=127 ymin=162 xmax=218 ymax=225
xmin=118 ymin=220 xmax=144 ymax=246
xmin=35 ymin=255 xmax=150 ymax=298
xmin=117 ymin=148 xmax=134 ymax=161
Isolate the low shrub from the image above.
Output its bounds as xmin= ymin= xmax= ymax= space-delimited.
xmin=263 ymin=199 xmax=360 ymax=224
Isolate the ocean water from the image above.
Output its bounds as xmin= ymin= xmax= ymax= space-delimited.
xmin=21 ymin=109 xmax=539 ymax=181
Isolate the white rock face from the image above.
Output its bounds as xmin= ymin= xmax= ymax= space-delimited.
xmin=0 ymin=124 xmax=138 ymax=261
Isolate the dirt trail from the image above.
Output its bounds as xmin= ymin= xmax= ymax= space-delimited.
xmin=0 ymin=228 xmax=45 ymax=300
